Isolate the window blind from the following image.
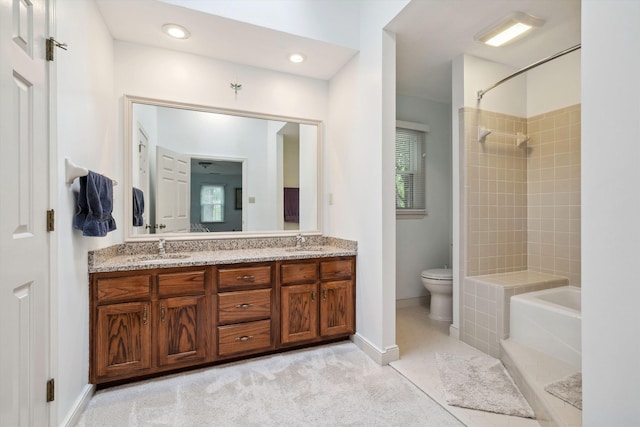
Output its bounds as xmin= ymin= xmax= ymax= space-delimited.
xmin=201 ymin=184 xmax=225 ymax=222
xmin=395 ymin=127 xmax=426 ymax=212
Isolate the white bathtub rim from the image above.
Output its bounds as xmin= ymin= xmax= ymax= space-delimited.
xmin=510 ymin=285 xmax=582 ymax=369
xmin=510 ymin=285 xmax=581 ymax=319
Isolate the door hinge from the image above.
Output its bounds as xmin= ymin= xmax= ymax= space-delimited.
xmin=46 ymin=209 xmax=55 ymax=232
xmin=46 ymin=37 xmax=68 ymax=61
xmin=46 ymin=379 xmax=55 ymax=402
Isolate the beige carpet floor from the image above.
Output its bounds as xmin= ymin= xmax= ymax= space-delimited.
xmin=77 ymin=342 xmax=464 ymax=426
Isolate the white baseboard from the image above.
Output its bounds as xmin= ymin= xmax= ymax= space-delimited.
xmin=351 ymin=333 xmax=399 ymax=365
xmin=395 ymin=295 xmax=429 ymax=309
xmin=61 ymin=383 xmax=95 ymax=427
xmin=449 ymin=324 xmax=460 ymax=339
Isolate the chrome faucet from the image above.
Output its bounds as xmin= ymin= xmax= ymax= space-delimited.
xmin=158 ymin=238 xmax=166 ymax=256
xmin=295 ymin=233 xmax=306 ymax=249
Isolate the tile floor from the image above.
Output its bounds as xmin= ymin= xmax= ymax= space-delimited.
xmin=391 ymin=304 xmax=541 ymax=427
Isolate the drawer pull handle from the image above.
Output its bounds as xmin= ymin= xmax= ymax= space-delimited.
xmin=235 ymin=335 xmax=254 ymax=342
xmin=323 ymin=289 xmax=327 ymax=300
xmin=312 ymin=290 xmax=316 ymax=302
xmin=235 ymin=303 xmax=254 ymax=309
xmin=143 ymin=306 xmax=148 ymax=326
xmin=236 ymin=275 xmax=255 ymax=282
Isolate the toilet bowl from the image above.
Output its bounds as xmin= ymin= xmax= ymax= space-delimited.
xmin=421 ymin=268 xmax=453 ymax=322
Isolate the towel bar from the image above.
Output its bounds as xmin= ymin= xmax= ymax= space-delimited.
xmin=65 ymin=158 xmax=118 ymax=186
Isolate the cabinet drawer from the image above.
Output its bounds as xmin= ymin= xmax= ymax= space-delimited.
xmin=95 ymin=275 xmax=151 ymax=304
xmin=320 ymin=260 xmax=353 ymax=281
xmin=218 ymin=289 xmax=271 ymax=324
xmin=218 ymin=320 xmax=272 ymax=356
xmin=281 ymin=262 xmax=317 ymax=284
xmin=158 ymin=270 xmax=206 ymax=297
xmin=218 ymin=265 xmax=271 ymax=290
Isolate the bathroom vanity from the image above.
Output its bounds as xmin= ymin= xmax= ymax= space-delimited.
xmin=88 ymin=238 xmax=356 ymax=385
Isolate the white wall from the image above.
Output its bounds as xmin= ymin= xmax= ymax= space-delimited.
xmin=327 ymin=0 xmax=409 ymax=361
xmin=396 ymin=95 xmax=452 ymax=301
xmin=55 ymin=0 xmax=118 ymax=424
xmin=527 ymin=50 xmax=581 ymax=117
xmin=463 ymin=54 xmax=526 ymax=116
xmin=114 ymin=41 xmax=328 ymax=124
xmin=582 ymin=1 xmax=640 ymax=423
xmin=299 ymin=124 xmax=318 ymax=231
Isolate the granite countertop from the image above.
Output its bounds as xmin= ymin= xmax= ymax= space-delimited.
xmin=89 ymin=236 xmax=357 ymax=273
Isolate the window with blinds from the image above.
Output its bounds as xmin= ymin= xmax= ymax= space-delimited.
xmin=396 ymin=125 xmax=426 ymax=216
xmin=201 ymin=184 xmax=225 ymax=222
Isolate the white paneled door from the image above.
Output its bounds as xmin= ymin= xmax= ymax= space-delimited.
xmin=156 ymin=146 xmax=190 ymax=233
xmin=0 ymin=0 xmax=51 ymax=426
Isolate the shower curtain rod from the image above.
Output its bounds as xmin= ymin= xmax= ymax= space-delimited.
xmin=477 ymin=44 xmax=581 ymax=101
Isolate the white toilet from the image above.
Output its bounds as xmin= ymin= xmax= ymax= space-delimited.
xmin=420 ymin=267 xmax=453 ymax=322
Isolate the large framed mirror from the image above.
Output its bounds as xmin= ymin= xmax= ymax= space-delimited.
xmin=124 ymin=95 xmax=322 ymax=241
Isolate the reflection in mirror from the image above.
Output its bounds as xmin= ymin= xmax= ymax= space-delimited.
xmin=126 ymin=96 xmax=320 ymax=239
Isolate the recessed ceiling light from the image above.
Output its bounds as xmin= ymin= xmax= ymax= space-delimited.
xmin=162 ymin=23 xmax=190 ymax=40
xmin=475 ymin=12 xmax=544 ymax=47
xmin=289 ymin=53 xmax=306 ymax=63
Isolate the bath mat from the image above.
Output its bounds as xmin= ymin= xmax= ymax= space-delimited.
xmin=435 ymin=352 xmax=535 ymax=418
xmin=545 ymin=372 xmax=582 ymax=410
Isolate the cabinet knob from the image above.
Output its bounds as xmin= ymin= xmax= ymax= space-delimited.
xmin=235 ymin=335 xmax=253 ymax=342
xmin=235 ymin=303 xmax=254 ymax=309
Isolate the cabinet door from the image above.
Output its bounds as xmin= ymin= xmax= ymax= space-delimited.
xmin=320 ymin=280 xmax=354 ymax=337
xmin=95 ymin=302 xmax=151 ymax=380
xmin=281 ymin=284 xmax=318 ymax=344
xmin=157 ymin=295 xmax=207 ymax=367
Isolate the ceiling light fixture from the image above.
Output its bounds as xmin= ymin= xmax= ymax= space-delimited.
xmin=162 ymin=23 xmax=191 ymax=40
xmin=475 ymin=12 xmax=544 ymax=47
xmin=289 ymin=53 xmax=306 ymax=63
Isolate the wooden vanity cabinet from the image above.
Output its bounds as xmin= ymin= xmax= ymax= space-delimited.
xmin=90 ymin=256 xmax=355 ymax=385
xmin=279 ymin=257 xmax=355 ymax=346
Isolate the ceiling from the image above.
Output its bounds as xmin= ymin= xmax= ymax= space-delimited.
xmin=96 ymin=0 xmax=581 ymax=104
xmin=387 ymin=0 xmax=581 ymax=103
xmin=95 ymin=0 xmax=358 ymax=80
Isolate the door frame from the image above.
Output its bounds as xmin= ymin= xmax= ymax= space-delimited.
xmin=47 ymin=0 xmax=58 ymax=424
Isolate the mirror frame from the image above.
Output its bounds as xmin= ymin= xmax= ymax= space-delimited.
xmin=123 ymin=95 xmax=323 ymax=241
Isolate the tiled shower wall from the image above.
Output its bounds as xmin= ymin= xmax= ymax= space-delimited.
xmin=527 ymin=105 xmax=581 ymax=285
xmin=462 ymin=108 xmax=528 ymax=277
xmin=462 ymin=105 xmax=581 ymax=285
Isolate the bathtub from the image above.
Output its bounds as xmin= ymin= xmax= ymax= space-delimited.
xmin=509 ymin=286 xmax=581 ymax=368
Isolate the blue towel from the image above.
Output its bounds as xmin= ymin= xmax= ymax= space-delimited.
xmin=132 ymin=187 xmax=145 ymax=227
xmin=73 ymin=171 xmax=117 ymax=237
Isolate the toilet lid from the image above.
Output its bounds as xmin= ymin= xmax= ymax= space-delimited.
xmin=421 ymin=268 xmax=452 ymax=280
